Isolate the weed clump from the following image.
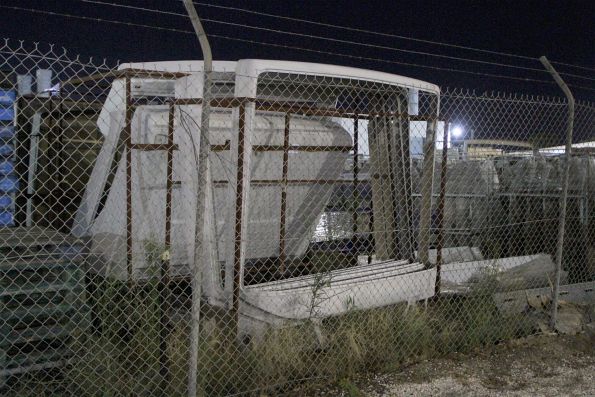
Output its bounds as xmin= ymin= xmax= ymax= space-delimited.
xmin=59 ymin=277 xmax=536 ymax=396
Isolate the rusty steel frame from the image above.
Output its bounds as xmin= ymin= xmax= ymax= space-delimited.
xmin=123 ymin=84 xmax=175 ymax=386
xmin=278 ymin=113 xmax=290 ymax=274
xmin=251 ymin=145 xmax=352 ymax=152
xmin=172 ymin=96 xmax=437 ymax=121
xmin=129 ymin=143 xmax=179 ymax=151
xmin=160 ymin=103 xmax=176 ymax=386
xmin=213 ymin=179 xmax=357 ymax=185
xmin=75 ymin=69 xmax=439 ymax=328
xmin=232 ymin=103 xmax=247 ymax=327
xmin=119 ymin=83 xmax=438 ymax=273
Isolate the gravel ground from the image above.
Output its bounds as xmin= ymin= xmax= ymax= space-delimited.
xmin=293 ymin=332 xmax=595 ymax=396
xmin=359 ymin=333 xmax=595 ymax=397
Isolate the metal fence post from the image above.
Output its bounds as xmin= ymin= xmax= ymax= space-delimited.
xmin=183 ymin=1 xmax=213 ymax=396
xmin=539 ymin=56 xmax=575 ymax=329
xmin=418 ymin=119 xmax=438 ymax=266
xmin=435 ymin=122 xmax=449 ymax=295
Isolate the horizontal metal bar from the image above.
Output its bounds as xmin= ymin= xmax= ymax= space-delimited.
xmin=175 ymin=97 xmax=251 ymax=107
xmin=252 ymin=145 xmax=353 ymax=152
xmin=497 ymin=192 xmax=587 ymax=198
xmin=174 ymin=97 xmax=437 ymax=120
xmin=371 ymin=174 xmax=390 ymax=179
xmin=175 ymin=98 xmax=203 ymax=106
xmin=211 ymin=142 xmax=231 ymax=151
xmin=463 ymin=139 xmax=534 ymax=148
xmin=410 ymin=192 xmax=587 ymax=198
xmin=62 ymin=138 xmax=103 ymax=145
xmin=257 ymin=102 xmax=344 ymax=117
xmin=129 ymin=143 xmax=179 ymax=151
xmin=211 ymin=143 xmax=354 ymax=153
xmin=213 ymin=179 xmax=355 ymax=185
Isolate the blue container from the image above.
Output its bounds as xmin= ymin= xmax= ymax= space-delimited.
xmin=0 ymin=143 xmax=14 ymax=157
xmin=0 ymin=106 xmax=14 ymax=121
xmin=0 ymin=195 xmax=12 ymax=208
xmin=0 ymin=175 xmax=19 ymax=193
xmin=0 ymin=126 xmax=14 ymax=139
xmin=0 ymin=90 xmax=15 ymax=106
xmin=0 ymin=160 xmax=14 ymax=175
xmin=0 ymin=211 xmax=14 ymax=227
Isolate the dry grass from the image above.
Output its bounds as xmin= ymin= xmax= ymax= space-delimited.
xmin=7 ymin=278 xmax=537 ymax=396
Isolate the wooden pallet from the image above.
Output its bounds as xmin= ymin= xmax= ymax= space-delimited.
xmin=0 ymin=227 xmax=87 ymax=388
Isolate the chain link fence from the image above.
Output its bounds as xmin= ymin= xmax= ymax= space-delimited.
xmin=1 ymin=38 xmax=594 ymax=396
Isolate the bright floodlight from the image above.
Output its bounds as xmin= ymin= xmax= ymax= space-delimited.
xmin=452 ymin=125 xmax=464 ymax=137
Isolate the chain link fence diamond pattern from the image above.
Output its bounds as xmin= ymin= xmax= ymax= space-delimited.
xmin=0 ymin=39 xmax=593 ymax=396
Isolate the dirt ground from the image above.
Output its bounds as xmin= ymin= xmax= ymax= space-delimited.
xmin=304 ymin=332 xmax=595 ymax=397
xmin=357 ymin=333 xmax=595 ymax=397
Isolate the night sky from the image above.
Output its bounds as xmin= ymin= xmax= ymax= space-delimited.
xmin=1 ymin=0 xmax=594 ymax=99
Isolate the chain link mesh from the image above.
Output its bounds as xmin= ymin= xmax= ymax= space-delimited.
xmin=0 ymin=38 xmax=594 ymax=396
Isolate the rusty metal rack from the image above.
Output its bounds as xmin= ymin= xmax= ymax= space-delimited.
xmin=62 ymin=69 xmax=438 ymax=284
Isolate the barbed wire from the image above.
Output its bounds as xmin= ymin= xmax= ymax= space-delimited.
xmin=187 ymin=0 xmax=595 ymax=74
xmin=0 ymin=5 xmax=191 ymax=34
xmin=2 ymin=4 xmax=595 ymax=93
xmin=204 ymin=34 xmax=557 ymax=85
xmin=73 ymin=0 xmax=595 ymax=83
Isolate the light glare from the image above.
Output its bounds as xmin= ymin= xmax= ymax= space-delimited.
xmin=452 ymin=126 xmax=464 ymax=137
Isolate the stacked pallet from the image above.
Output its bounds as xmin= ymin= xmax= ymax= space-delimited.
xmin=0 ymin=226 xmax=86 ymax=388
